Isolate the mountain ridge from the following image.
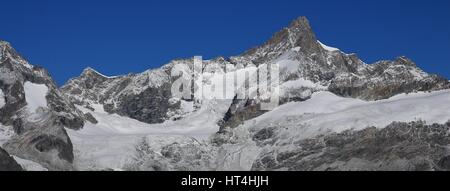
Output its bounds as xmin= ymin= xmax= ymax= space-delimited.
xmin=61 ymin=17 xmax=449 ymax=128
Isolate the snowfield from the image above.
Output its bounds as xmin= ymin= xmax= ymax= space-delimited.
xmin=68 ymin=98 xmax=233 ymax=170
xmin=23 ymin=82 xmax=48 ymax=113
xmin=240 ymin=90 xmax=450 ymax=141
xmin=67 ymin=89 xmax=450 ymax=171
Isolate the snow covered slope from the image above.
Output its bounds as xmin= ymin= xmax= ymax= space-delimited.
xmin=67 ymin=90 xmax=450 ymax=170
xmin=67 ymin=98 xmax=232 ymax=170
xmin=238 ymin=90 xmax=450 ymax=140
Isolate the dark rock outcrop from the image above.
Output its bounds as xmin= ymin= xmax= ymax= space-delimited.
xmin=0 ymin=147 xmax=23 ymax=171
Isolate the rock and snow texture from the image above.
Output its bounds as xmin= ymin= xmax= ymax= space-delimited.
xmin=252 ymin=121 xmax=450 ymax=171
xmin=61 ymin=66 xmax=176 ymax=124
xmin=219 ymin=90 xmax=450 ymax=171
xmin=239 ymin=90 xmax=450 ymax=140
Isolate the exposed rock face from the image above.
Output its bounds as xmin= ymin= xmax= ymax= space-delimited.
xmin=60 ymin=66 xmax=182 ymax=124
xmin=3 ymin=111 xmax=75 ymax=170
xmin=0 ymin=147 xmax=23 ymax=171
xmin=328 ymin=57 xmax=450 ymax=100
xmin=61 ymin=58 xmax=233 ymax=124
xmin=0 ymin=40 xmax=85 ymax=170
xmin=252 ymin=121 xmax=450 ymax=171
xmin=83 ymin=112 xmax=98 ymax=124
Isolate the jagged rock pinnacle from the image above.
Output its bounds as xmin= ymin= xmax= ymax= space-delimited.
xmin=395 ymin=56 xmax=417 ymax=67
xmin=289 ymin=16 xmax=312 ymax=30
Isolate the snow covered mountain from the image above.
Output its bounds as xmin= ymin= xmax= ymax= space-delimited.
xmin=220 ymin=17 xmax=450 ymax=129
xmin=1 ymin=16 xmax=450 ymax=171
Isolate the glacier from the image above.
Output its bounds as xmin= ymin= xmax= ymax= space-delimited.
xmin=67 ymin=89 xmax=450 ymax=170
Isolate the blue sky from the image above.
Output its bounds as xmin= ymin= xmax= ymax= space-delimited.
xmin=2 ymin=0 xmax=449 ymax=85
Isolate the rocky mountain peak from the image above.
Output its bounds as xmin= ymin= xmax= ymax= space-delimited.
xmin=81 ymin=67 xmax=109 ymax=78
xmin=289 ymin=16 xmax=311 ymax=29
xmin=239 ymin=16 xmax=322 ymax=65
xmin=395 ymin=56 xmax=417 ymax=67
xmin=267 ymin=16 xmax=319 ymax=50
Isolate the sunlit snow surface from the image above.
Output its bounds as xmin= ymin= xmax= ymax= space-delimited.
xmin=67 ymin=89 xmax=450 ymax=171
xmin=23 ymin=82 xmax=48 ymax=112
xmin=317 ymin=40 xmax=339 ymax=52
xmin=68 ymin=99 xmax=232 ymax=170
xmin=241 ymin=90 xmax=450 ymax=141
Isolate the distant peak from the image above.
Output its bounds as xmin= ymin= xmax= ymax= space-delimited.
xmin=395 ymin=56 xmax=417 ymax=67
xmin=81 ymin=67 xmax=116 ymax=78
xmin=289 ymin=16 xmax=311 ymax=30
xmin=82 ymin=67 xmax=97 ymax=74
xmin=241 ymin=16 xmax=320 ymax=59
xmin=82 ymin=67 xmax=106 ymax=77
xmin=211 ymin=56 xmax=227 ymax=62
xmin=0 ymin=40 xmax=10 ymax=46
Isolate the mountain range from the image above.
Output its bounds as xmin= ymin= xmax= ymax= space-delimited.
xmin=1 ymin=17 xmax=450 ymax=171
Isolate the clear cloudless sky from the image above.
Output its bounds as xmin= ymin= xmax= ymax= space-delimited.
xmin=1 ymin=0 xmax=449 ymax=85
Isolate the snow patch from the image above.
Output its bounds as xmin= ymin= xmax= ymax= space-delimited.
xmin=24 ymin=82 xmax=49 ymax=113
xmin=318 ymin=40 xmax=339 ymax=52
xmin=292 ymin=47 xmax=301 ymax=52
xmin=84 ymin=67 xmax=120 ymax=79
